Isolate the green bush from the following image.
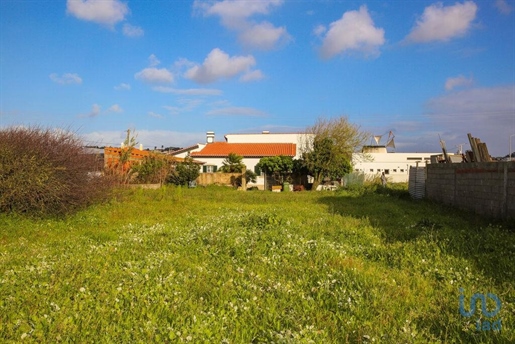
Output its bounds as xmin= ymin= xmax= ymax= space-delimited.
xmin=0 ymin=126 xmax=113 ymax=216
xmin=166 ymin=156 xmax=200 ymax=186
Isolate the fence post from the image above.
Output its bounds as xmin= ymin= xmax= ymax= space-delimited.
xmin=241 ymin=167 xmax=246 ymax=191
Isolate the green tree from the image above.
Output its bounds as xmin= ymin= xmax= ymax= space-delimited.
xmin=167 ymin=156 xmax=200 ymax=186
xmin=219 ymin=153 xmax=245 ymax=173
xmin=244 ymin=169 xmax=257 ymax=184
xmin=300 ymin=116 xmax=368 ymax=189
xmin=132 ymin=153 xmax=173 ymax=184
xmin=256 ymin=155 xmax=294 ymax=184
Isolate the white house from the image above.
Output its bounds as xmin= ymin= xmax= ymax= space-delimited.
xmin=169 ymin=143 xmax=206 ymax=159
xmin=224 ymin=131 xmax=309 ymax=158
xmin=352 ymin=146 xmax=442 ymax=183
xmin=180 ymin=131 xmax=307 ymax=188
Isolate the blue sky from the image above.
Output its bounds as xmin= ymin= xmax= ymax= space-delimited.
xmin=1 ymin=0 xmax=514 ymax=155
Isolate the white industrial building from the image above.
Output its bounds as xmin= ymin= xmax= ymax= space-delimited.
xmin=352 ymin=146 xmax=442 ymax=183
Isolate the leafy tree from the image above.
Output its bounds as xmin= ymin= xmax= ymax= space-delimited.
xmin=219 ymin=153 xmax=245 ymax=173
xmin=132 ymin=153 xmax=174 ymax=184
xmin=244 ymin=170 xmax=257 ymax=184
xmin=302 ymin=137 xmax=352 ymax=187
xmin=256 ymin=155 xmax=294 ymax=183
xmin=300 ymin=116 xmax=368 ymax=189
xmin=167 ymin=156 xmax=200 ymax=186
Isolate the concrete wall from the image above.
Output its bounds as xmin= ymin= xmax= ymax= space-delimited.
xmin=426 ymin=162 xmax=515 ymax=219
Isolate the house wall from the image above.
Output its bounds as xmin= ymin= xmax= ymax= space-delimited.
xmin=352 ymin=152 xmax=440 ymax=183
xmin=425 ymin=162 xmax=515 ymax=219
xmin=225 ymin=133 xmax=302 ymax=144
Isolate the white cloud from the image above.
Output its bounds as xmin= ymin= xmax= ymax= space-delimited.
xmin=135 ymin=55 xmax=173 ymax=84
xmin=197 ymin=0 xmax=283 ymax=25
xmin=206 ymin=106 xmax=267 ymax=117
xmin=240 ymin=70 xmax=264 ymax=82
xmin=82 ymin=130 xmax=206 ymax=148
xmin=238 ymin=21 xmax=290 ymax=50
xmin=135 ymin=68 xmax=173 ymax=84
xmin=313 ymin=24 xmax=326 ymax=37
xmin=495 ymin=0 xmax=513 ymax=15
xmin=66 ymin=0 xmax=129 ymax=26
xmin=49 ymin=73 xmax=82 ymax=85
xmin=108 ymin=104 xmax=123 ymax=113
xmin=148 ymin=54 xmax=161 ymax=67
xmin=174 ymin=58 xmax=196 ymax=70
xmin=81 ymin=103 xmax=101 ymax=118
xmin=195 ymin=0 xmax=289 ymax=50
xmin=184 ymin=48 xmax=257 ymax=84
xmin=428 ymin=86 xmax=514 ymax=116
xmin=445 ymin=75 xmax=474 ymax=91
xmin=152 ymin=86 xmax=222 ymax=96
xmin=123 ymin=23 xmax=144 ymax=37
xmin=148 ymin=112 xmax=164 ymax=119
xmin=114 ymin=83 xmax=131 ymax=91
xmin=319 ymin=6 xmax=385 ymax=59
xmin=163 ymin=99 xmax=204 ymax=115
xmin=405 ymin=1 xmax=477 ymax=43
xmin=426 ymin=85 xmax=515 ymax=155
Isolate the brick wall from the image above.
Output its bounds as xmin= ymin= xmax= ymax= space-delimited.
xmin=426 ymin=162 xmax=515 ymax=219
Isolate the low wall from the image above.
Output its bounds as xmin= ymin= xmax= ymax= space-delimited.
xmin=426 ymin=162 xmax=515 ymax=219
xmin=127 ymin=184 xmax=161 ymax=190
xmin=197 ymin=172 xmax=244 ymax=187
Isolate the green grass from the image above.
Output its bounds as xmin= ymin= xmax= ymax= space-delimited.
xmin=0 ymin=185 xmax=514 ymax=343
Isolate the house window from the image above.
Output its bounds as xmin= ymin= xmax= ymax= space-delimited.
xmin=203 ymin=165 xmax=217 ymax=173
xmin=384 ymin=169 xmax=390 ymax=175
xmin=393 ymin=169 xmax=397 ymax=173
xmin=370 ymin=169 xmax=374 ymax=172
xmin=400 ymin=169 xmax=405 ymax=172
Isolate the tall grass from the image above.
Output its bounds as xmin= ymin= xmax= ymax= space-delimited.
xmin=0 ymin=186 xmax=513 ymax=342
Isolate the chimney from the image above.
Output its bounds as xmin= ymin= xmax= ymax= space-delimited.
xmin=206 ymin=131 xmax=215 ymax=144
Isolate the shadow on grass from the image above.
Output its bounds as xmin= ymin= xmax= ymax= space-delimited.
xmin=317 ymin=185 xmax=515 ymax=287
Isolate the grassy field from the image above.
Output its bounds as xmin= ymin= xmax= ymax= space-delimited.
xmin=0 ymin=185 xmax=514 ymax=343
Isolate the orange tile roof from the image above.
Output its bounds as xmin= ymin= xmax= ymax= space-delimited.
xmin=191 ymin=142 xmax=296 ymax=157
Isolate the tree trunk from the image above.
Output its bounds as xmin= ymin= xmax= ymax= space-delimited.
xmin=311 ymin=173 xmax=323 ymax=190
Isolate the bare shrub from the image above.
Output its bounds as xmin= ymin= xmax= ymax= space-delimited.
xmin=0 ymin=126 xmax=114 ymax=216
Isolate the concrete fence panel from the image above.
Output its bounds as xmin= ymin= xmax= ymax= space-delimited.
xmin=426 ymin=162 xmax=515 ymax=219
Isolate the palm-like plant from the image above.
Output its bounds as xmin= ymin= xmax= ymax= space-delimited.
xmin=220 ymin=152 xmax=245 ymax=173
